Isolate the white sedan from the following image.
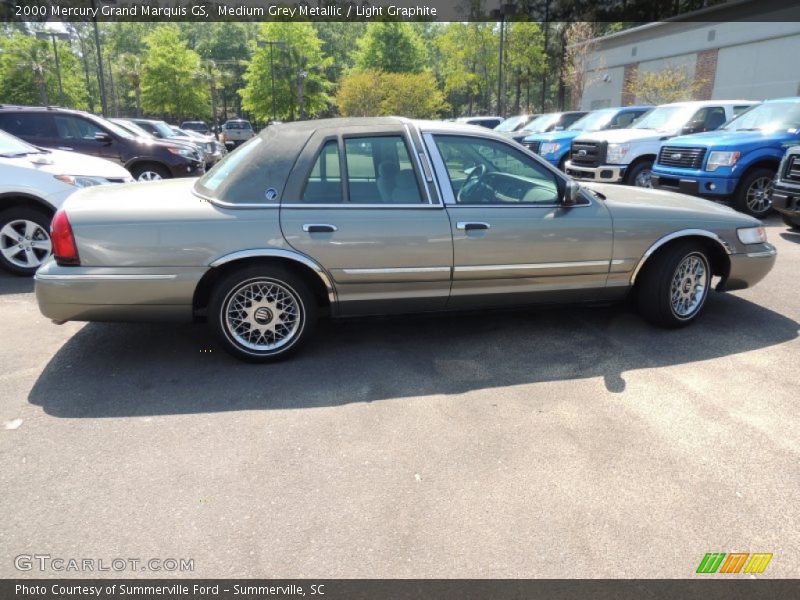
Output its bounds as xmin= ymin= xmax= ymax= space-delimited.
xmin=0 ymin=129 xmax=133 ymax=276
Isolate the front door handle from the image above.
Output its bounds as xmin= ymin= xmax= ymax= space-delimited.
xmin=302 ymin=224 xmax=338 ymax=233
xmin=456 ymin=222 xmax=491 ymax=231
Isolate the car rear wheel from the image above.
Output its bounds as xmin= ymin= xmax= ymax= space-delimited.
xmin=627 ymin=159 xmax=653 ymax=188
xmin=209 ymin=265 xmax=317 ymax=362
xmin=781 ymin=213 xmax=800 ymax=231
xmin=131 ymin=164 xmax=170 ymax=182
xmin=0 ymin=207 xmax=53 ymax=276
xmin=637 ymin=241 xmax=712 ymax=328
xmin=733 ymin=168 xmax=774 ymax=217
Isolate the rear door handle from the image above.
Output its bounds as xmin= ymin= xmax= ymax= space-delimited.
xmin=58 ymin=146 xmax=74 ymax=151
xmin=302 ymin=224 xmax=338 ymax=233
xmin=456 ymin=222 xmax=490 ymax=231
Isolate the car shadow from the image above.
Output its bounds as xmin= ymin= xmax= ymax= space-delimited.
xmin=28 ymin=293 xmax=798 ymax=418
xmin=0 ymin=272 xmax=34 ymax=295
xmin=779 ymin=230 xmax=800 ymax=244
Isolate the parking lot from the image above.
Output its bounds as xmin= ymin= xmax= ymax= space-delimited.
xmin=0 ymin=215 xmax=798 ymax=578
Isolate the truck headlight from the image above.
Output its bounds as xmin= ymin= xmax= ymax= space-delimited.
xmin=706 ymin=151 xmax=740 ymax=172
xmin=54 ymin=175 xmax=108 ymax=188
xmin=540 ymin=142 xmax=560 ymax=155
xmin=737 ymin=226 xmax=767 ymax=244
xmin=606 ymin=143 xmax=630 ymax=164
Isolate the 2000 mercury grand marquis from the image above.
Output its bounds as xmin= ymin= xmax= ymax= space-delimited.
xmin=35 ymin=118 xmax=777 ymax=361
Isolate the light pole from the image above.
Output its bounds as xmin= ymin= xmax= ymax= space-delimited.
xmin=36 ymin=30 xmax=70 ymax=106
xmin=89 ymin=0 xmax=115 ymax=117
xmin=257 ymin=40 xmax=285 ymax=124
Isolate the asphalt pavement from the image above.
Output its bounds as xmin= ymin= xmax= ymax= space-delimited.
xmin=1 ymin=215 xmax=798 ymax=578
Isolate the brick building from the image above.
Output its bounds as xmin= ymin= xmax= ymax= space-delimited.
xmin=579 ymin=0 xmax=800 ymax=109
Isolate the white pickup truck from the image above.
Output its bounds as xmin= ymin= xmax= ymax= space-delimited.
xmin=564 ymin=100 xmax=757 ymax=187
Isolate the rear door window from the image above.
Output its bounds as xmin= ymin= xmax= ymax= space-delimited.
xmin=0 ymin=113 xmax=57 ymax=139
xmin=344 ymin=136 xmax=423 ymax=204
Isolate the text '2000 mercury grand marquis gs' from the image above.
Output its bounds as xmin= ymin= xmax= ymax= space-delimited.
xmin=35 ymin=118 xmax=777 ymax=361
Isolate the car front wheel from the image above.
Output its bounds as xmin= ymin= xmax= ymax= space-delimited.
xmin=0 ymin=207 xmax=53 ymax=276
xmin=627 ymin=159 xmax=653 ymax=188
xmin=734 ymin=168 xmax=774 ymax=217
xmin=209 ymin=265 xmax=317 ymax=362
xmin=637 ymin=241 xmax=712 ymax=328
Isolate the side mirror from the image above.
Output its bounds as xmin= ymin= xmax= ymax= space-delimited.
xmin=681 ymin=121 xmax=704 ymax=135
xmin=562 ymin=180 xmax=581 ymax=206
xmin=94 ymin=132 xmax=112 ymax=143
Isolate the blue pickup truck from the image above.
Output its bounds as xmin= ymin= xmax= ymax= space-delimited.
xmin=521 ymin=106 xmax=651 ymax=170
xmin=651 ymin=97 xmax=800 ymax=217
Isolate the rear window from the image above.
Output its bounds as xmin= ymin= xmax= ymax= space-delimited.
xmin=225 ymin=121 xmax=252 ymax=130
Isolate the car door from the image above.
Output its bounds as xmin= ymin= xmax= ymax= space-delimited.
xmin=52 ymin=115 xmax=120 ymax=161
xmin=424 ymin=132 xmax=613 ymax=309
xmin=280 ymin=127 xmax=453 ymax=316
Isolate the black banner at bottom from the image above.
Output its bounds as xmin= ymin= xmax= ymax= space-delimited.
xmin=3 ymin=579 xmax=800 ymax=600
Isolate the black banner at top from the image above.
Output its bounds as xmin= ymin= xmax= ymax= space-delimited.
xmin=3 ymin=0 xmax=800 ymax=22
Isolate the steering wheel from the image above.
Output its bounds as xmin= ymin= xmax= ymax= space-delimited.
xmin=457 ymin=164 xmax=488 ymax=203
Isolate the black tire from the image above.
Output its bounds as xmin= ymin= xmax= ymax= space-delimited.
xmin=781 ymin=213 xmax=800 ymax=231
xmin=0 ymin=206 xmax=53 ymax=276
xmin=733 ymin=167 xmax=774 ymax=217
xmin=208 ymin=265 xmax=317 ymax=362
xmin=130 ymin=163 xmax=171 ymax=182
xmin=637 ymin=241 xmax=712 ymax=328
xmin=626 ymin=159 xmax=654 ymax=188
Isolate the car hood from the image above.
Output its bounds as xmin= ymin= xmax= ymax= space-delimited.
xmin=582 ymin=182 xmax=758 ymax=225
xmin=575 ymin=128 xmax=672 ymax=144
xmin=661 ymin=129 xmax=799 ymax=149
xmin=10 ymin=149 xmax=131 ymax=178
xmin=524 ymin=130 xmax=581 ymax=144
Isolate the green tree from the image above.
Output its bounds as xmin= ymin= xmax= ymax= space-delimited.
xmin=0 ymin=32 xmax=86 ymax=109
xmin=504 ymin=22 xmax=545 ymax=113
xmin=140 ymin=25 xmax=210 ymax=120
xmin=353 ymin=23 xmax=427 ymax=73
xmin=337 ymin=70 xmax=448 ymax=119
xmin=240 ymin=23 xmax=333 ymax=121
xmin=436 ymin=23 xmax=497 ymax=116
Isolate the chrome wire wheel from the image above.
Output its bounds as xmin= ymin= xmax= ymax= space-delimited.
xmin=669 ymin=253 xmax=709 ymax=319
xmin=223 ymin=278 xmax=302 ymax=352
xmin=0 ymin=219 xmax=52 ymax=269
xmin=745 ymin=176 xmax=773 ymax=214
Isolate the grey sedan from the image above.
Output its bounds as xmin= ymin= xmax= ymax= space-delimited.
xmin=35 ymin=118 xmax=776 ymax=361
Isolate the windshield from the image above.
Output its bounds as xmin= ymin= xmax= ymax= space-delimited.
xmin=633 ymin=106 xmax=695 ymax=131
xmin=567 ymin=109 xmax=617 ymax=132
xmin=114 ymin=119 xmax=154 ymax=139
xmin=520 ymin=113 xmax=559 ymax=133
xmin=151 ymin=121 xmax=178 ymax=138
xmin=0 ymin=129 xmax=42 ymax=155
xmin=495 ymin=115 xmax=528 ymax=132
xmin=723 ymin=101 xmax=800 ymax=132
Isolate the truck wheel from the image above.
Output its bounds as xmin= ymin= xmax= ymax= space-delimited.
xmin=209 ymin=265 xmax=317 ymax=362
xmin=782 ymin=213 xmax=800 ymax=231
xmin=131 ymin=163 xmax=170 ymax=182
xmin=0 ymin=206 xmax=53 ymax=276
xmin=733 ymin=168 xmax=774 ymax=217
xmin=627 ymin=159 xmax=653 ymax=188
xmin=637 ymin=241 xmax=712 ymax=328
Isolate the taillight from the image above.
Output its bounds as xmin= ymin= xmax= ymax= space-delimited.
xmin=50 ymin=210 xmax=80 ymax=266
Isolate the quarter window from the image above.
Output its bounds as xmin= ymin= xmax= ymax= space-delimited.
xmin=302 ymin=140 xmax=342 ymax=203
xmin=434 ymin=135 xmax=559 ymax=205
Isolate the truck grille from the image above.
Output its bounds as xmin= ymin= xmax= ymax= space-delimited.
xmin=570 ymin=141 xmax=606 ymax=167
xmin=658 ymin=146 xmax=707 ymax=169
xmin=524 ymin=141 xmax=541 ymax=154
xmin=784 ymin=155 xmax=800 ymax=182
